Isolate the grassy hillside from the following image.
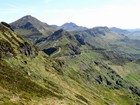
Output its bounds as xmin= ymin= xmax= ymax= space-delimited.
xmin=37 ymin=27 xmax=140 ymax=58
xmin=75 ymin=27 xmax=140 ymax=57
xmin=0 ymin=22 xmax=140 ymax=105
xmin=111 ymin=27 xmax=140 ymax=40
xmin=1 ymin=53 xmax=140 ymax=105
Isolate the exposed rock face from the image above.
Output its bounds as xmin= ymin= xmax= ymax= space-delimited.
xmin=0 ymin=40 xmax=14 ymax=58
xmin=1 ymin=21 xmax=14 ymax=31
xmin=50 ymin=29 xmax=71 ymax=40
xmin=19 ymin=42 xmax=37 ymax=57
xmin=67 ymin=44 xmax=81 ymax=55
xmin=0 ymin=22 xmax=37 ymax=58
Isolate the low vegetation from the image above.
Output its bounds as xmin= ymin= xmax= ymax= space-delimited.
xmin=0 ymin=21 xmax=140 ymax=105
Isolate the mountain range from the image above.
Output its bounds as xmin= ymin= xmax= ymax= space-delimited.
xmin=111 ymin=27 xmax=140 ymax=40
xmin=10 ymin=15 xmax=140 ymax=41
xmin=51 ymin=22 xmax=88 ymax=31
xmin=0 ymin=15 xmax=140 ymax=105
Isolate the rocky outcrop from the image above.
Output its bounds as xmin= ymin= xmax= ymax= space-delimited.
xmin=1 ymin=22 xmax=14 ymax=31
xmin=19 ymin=42 xmax=37 ymax=57
xmin=0 ymin=22 xmax=38 ymax=58
xmin=0 ymin=40 xmax=14 ymax=58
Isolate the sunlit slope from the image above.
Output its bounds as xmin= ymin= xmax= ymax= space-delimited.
xmin=0 ymin=22 xmax=140 ymax=105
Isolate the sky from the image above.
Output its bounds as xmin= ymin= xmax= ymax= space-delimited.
xmin=1 ymin=0 xmax=140 ymax=29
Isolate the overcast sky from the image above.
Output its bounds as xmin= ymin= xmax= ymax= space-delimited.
xmin=1 ymin=0 xmax=140 ymax=29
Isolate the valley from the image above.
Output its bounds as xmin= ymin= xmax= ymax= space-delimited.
xmin=0 ymin=15 xmax=140 ymax=105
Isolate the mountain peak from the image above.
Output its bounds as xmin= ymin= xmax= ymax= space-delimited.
xmin=10 ymin=15 xmax=42 ymax=27
xmin=60 ymin=22 xmax=87 ymax=31
xmin=61 ymin=22 xmax=78 ymax=27
xmin=21 ymin=15 xmax=35 ymax=20
xmin=23 ymin=15 xmax=33 ymax=17
xmin=91 ymin=26 xmax=111 ymax=32
xmin=111 ymin=27 xmax=130 ymax=35
xmin=13 ymin=15 xmax=41 ymax=24
xmin=10 ymin=15 xmax=56 ymax=36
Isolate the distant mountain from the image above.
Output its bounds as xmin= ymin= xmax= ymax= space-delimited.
xmin=126 ymin=31 xmax=140 ymax=40
xmin=111 ymin=27 xmax=130 ymax=35
xmin=75 ymin=26 xmax=125 ymax=45
xmin=127 ymin=28 xmax=140 ymax=32
xmin=61 ymin=22 xmax=88 ymax=31
xmin=73 ymin=27 xmax=140 ymax=57
xmin=111 ymin=27 xmax=140 ymax=40
xmin=10 ymin=15 xmax=56 ymax=42
xmin=35 ymin=26 xmax=134 ymax=57
xmin=51 ymin=22 xmax=88 ymax=31
xmin=51 ymin=24 xmax=60 ymax=29
xmin=36 ymin=26 xmax=140 ymax=57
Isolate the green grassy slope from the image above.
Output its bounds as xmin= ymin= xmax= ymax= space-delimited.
xmin=36 ymin=28 xmax=140 ymax=90
xmin=36 ymin=28 xmax=140 ymax=104
xmin=74 ymin=27 xmax=140 ymax=58
xmin=0 ymin=22 xmax=140 ymax=105
xmin=37 ymin=27 xmax=140 ymax=58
